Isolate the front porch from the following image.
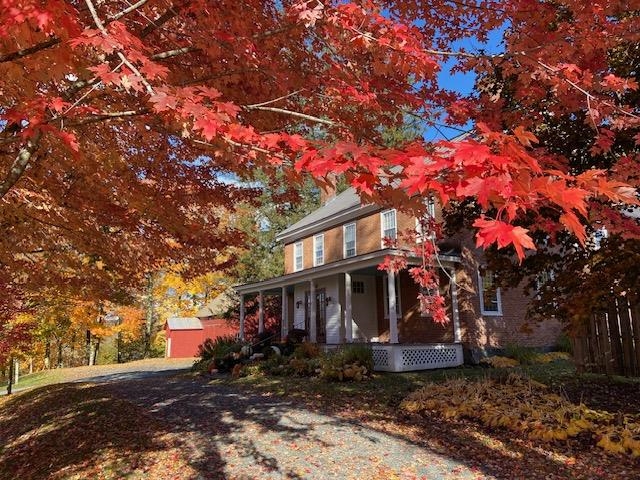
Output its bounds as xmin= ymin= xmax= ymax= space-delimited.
xmin=235 ymin=249 xmax=465 ymax=372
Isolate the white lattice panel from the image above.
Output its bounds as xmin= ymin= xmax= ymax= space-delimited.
xmin=372 ymin=348 xmax=390 ymax=367
xmin=372 ymin=344 xmax=463 ymax=372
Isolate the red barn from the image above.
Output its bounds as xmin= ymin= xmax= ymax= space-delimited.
xmin=165 ymin=317 xmax=238 ymax=358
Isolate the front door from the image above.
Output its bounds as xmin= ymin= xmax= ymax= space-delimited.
xmin=305 ymin=289 xmax=327 ymax=343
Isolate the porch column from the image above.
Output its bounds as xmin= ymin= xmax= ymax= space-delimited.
xmin=309 ymin=280 xmax=317 ymax=343
xmin=450 ymin=267 xmax=462 ymax=343
xmin=258 ymin=290 xmax=264 ymax=334
xmin=344 ymin=272 xmax=353 ymax=343
xmin=388 ymin=271 xmax=399 ymax=344
xmin=239 ymin=294 xmax=246 ymax=341
xmin=281 ymin=286 xmax=288 ymax=340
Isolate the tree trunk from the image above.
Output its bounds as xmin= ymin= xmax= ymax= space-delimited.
xmin=88 ymin=340 xmax=95 ymax=366
xmin=70 ymin=332 xmax=76 ymax=366
xmin=92 ymin=339 xmax=100 ymax=365
xmin=144 ymin=273 xmax=156 ymax=358
xmin=56 ymin=341 xmax=63 ymax=368
xmin=7 ymin=357 xmax=13 ymax=395
xmin=28 ymin=357 xmax=33 ymax=374
xmin=116 ymin=331 xmax=122 ymax=363
xmin=86 ymin=329 xmax=92 ymax=365
xmin=13 ymin=358 xmax=19 ymax=384
xmin=44 ymin=340 xmax=51 ymax=369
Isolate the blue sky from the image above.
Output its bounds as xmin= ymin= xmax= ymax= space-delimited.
xmin=425 ymin=28 xmax=506 ymax=141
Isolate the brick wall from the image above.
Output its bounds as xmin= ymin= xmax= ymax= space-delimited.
xmin=283 ymin=209 xmax=385 ymax=271
xmin=397 ymin=270 xmax=454 ymax=343
xmin=451 ymin=231 xmax=563 ymax=350
xmin=284 ymin=243 xmax=293 ymax=274
xmin=324 ymin=224 xmax=343 ymax=264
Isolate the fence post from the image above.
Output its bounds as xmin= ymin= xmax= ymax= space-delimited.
xmin=607 ymin=302 xmax=623 ymax=374
xmin=617 ymin=298 xmax=635 ymax=376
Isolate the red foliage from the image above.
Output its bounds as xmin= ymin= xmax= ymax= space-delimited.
xmin=1 ymin=1 xmax=638 ymax=321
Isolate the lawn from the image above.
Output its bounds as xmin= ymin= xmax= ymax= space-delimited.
xmin=0 ymin=357 xmax=194 ymax=394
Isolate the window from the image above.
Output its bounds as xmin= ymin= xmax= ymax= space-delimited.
xmin=294 ymin=241 xmax=303 ymax=272
xmin=382 ymin=273 xmax=401 ymax=318
xmin=352 ymin=280 xmax=365 ymax=294
xmin=344 ymin=223 xmax=356 ymax=258
xmin=381 ymin=209 xmax=397 ymax=246
xmin=313 ymin=233 xmax=324 ymax=266
xmin=478 ymin=268 xmax=502 ymax=315
xmin=416 ymin=198 xmax=436 ymax=243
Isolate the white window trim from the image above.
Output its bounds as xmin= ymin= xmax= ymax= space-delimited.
xmin=478 ymin=269 xmax=502 ymax=316
xmin=313 ymin=233 xmax=324 ymax=266
xmin=416 ymin=199 xmax=436 ymax=244
xmin=382 ymin=273 xmax=402 ymax=319
xmin=343 ymin=222 xmax=357 ymax=258
xmin=380 ymin=209 xmax=397 ymax=248
xmin=293 ymin=241 xmax=304 ymax=272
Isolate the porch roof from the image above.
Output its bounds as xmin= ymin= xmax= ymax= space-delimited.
xmin=234 ymin=248 xmax=461 ymax=295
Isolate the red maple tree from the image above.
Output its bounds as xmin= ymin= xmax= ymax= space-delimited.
xmin=1 ymin=1 xmax=638 ymax=324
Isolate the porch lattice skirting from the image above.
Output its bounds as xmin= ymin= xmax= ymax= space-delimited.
xmin=371 ymin=343 xmax=463 ymax=372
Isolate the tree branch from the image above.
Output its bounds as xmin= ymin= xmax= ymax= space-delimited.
xmin=84 ymin=0 xmax=155 ymax=95
xmin=66 ymin=109 xmax=150 ymax=127
xmin=244 ymin=105 xmax=335 ymax=126
xmin=109 ymin=0 xmax=151 ymax=21
xmin=246 ymin=90 xmax=305 ymax=108
xmin=151 ymin=46 xmax=198 ymax=60
xmin=140 ymin=4 xmax=180 ymax=38
xmin=0 ymin=130 xmax=42 ymax=200
xmin=0 ymin=37 xmax=61 ymax=63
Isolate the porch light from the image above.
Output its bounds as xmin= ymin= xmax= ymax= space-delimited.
xmin=296 ymin=300 xmax=303 ymax=309
xmin=325 ymin=296 xmax=332 ymax=306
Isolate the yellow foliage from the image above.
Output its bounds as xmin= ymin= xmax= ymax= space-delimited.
xmin=533 ymin=352 xmax=571 ymax=363
xmin=400 ymin=374 xmax=640 ymax=456
xmin=114 ymin=306 xmax=146 ymax=341
xmin=480 ymin=356 xmax=520 ymax=368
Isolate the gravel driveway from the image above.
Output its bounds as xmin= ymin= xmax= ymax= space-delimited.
xmin=101 ymin=370 xmax=492 ymax=479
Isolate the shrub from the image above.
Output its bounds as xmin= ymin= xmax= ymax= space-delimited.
xmin=556 ymin=333 xmax=573 ymax=354
xmin=292 ymin=342 xmax=321 ymax=359
xmin=504 ymin=344 xmax=538 ymax=365
xmin=197 ymin=335 xmax=241 ymax=361
xmin=193 ymin=335 xmax=244 ymax=373
xmin=320 ymin=345 xmax=373 ymax=381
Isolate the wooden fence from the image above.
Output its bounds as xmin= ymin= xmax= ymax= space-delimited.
xmin=571 ymin=298 xmax=640 ymax=377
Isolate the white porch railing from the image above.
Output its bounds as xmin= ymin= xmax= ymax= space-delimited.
xmin=371 ymin=343 xmax=463 ymax=372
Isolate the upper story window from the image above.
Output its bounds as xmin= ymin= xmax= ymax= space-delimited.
xmin=416 ymin=198 xmax=436 ymax=243
xmin=381 ymin=209 xmax=397 ymax=245
xmin=294 ymin=241 xmax=303 ymax=272
xmin=478 ymin=268 xmax=502 ymax=316
xmin=344 ymin=223 xmax=356 ymax=258
xmin=313 ymin=233 xmax=324 ymax=266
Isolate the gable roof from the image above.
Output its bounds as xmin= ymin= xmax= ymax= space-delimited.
xmin=275 ymin=130 xmax=474 ymax=244
xmin=276 ymin=187 xmax=378 ymax=243
xmin=166 ymin=317 xmax=203 ymax=330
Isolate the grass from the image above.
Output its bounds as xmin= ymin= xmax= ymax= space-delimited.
xmin=1 ymin=357 xmax=194 ymax=394
xmin=0 ymin=369 xmax=66 ymax=392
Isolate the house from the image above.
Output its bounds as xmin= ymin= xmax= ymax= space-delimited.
xmin=165 ymin=316 xmax=238 ymax=358
xmin=234 ymin=187 xmax=562 ymax=371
